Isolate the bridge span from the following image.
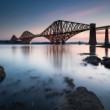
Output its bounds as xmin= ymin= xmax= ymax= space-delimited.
xmin=14 ymin=20 xmax=110 ymax=45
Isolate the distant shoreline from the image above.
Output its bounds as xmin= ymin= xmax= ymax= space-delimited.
xmin=0 ymin=40 xmax=105 ymax=45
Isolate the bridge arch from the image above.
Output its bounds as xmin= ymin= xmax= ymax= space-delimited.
xmin=18 ymin=20 xmax=110 ymax=45
xmin=65 ymin=30 xmax=89 ymax=42
xmin=30 ymin=37 xmax=51 ymax=43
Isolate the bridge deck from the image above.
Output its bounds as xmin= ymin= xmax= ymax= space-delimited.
xmin=96 ymin=25 xmax=110 ymax=30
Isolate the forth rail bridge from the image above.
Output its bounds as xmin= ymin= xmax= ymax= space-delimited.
xmin=10 ymin=20 xmax=110 ymax=45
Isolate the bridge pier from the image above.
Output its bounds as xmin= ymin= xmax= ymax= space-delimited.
xmin=104 ymin=28 xmax=109 ymax=45
xmin=62 ymin=41 xmax=65 ymax=44
xmin=89 ymin=23 xmax=97 ymax=45
xmin=105 ymin=48 xmax=108 ymax=57
xmin=89 ymin=45 xmax=96 ymax=55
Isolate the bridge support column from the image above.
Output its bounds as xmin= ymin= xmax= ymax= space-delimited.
xmin=105 ymin=48 xmax=108 ymax=57
xmin=89 ymin=45 xmax=96 ymax=55
xmin=89 ymin=23 xmax=97 ymax=45
xmin=62 ymin=41 xmax=65 ymax=44
xmin=104 ymin=28 xmax=109 ymax=45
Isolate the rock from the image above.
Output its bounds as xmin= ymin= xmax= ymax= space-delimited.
xmin=80 ymin=53 xmax=95 ymax=55
xmin=55 ymin=87 xmax=104 ymax=110
xmin=0 ymin=66 xmax=6 ymax=82
xmin=64 ymin=77 xmax=75 ymax=89
xmin=83 ymin=56 xmax=101 ymax=66
xmin=80 ymin=63 xmax=87 ymax=66
xmin=101 ymin=57 xmax=110 ymax=69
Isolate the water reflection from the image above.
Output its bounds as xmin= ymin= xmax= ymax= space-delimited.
xmin=83 ymin=45 xmax=109 ymax=58
xmin=80 ymin=45 xmax=96 ymax=55
xmin=46 ymin=45 xmax=63 ymax=68
xmin=0 ymin=45 xmax=110 ymax=110
xmin=89 ymin=45 xmax=96 ymax=55
xmin=20 ymin=46 xmax=31 ymax=56
xmin=45 ymin=45 xmax=73 ymax=69
xmin=12 ymin=46 xmax=17 ymax=54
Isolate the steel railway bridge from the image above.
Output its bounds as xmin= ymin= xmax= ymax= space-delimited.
xmin=17 ymin=20 xmax=110 ymax=45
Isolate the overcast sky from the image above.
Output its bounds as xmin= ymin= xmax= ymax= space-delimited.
xmin=0 ymin=0 xmax=110 ymax=42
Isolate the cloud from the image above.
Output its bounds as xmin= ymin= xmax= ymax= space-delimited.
xmin=43 ymin=6 xmax=105 ymax=24
xmin=74 ymin=8 xmax=101 ymax=17
xmin=67 ymin=7 xmax=104 ymax=18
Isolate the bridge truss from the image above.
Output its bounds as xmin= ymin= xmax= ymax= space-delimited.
xmin=41 ymin=20 xmax=90 ymax=43
xmin=19 ymin=20 xmax=90 ymax=43
xmin=18 ymin=20 xmax=110 ymax=44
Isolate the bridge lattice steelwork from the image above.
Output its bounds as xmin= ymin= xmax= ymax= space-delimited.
xmin=19 ymin=20 xmax=90 ymax=43
xmin=16 ymin=20 xmax=110 ymax=44
xmin=40 ymin=20 xmax=90 ymax=43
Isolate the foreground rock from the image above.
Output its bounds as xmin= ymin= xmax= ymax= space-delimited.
xmin=83 ymin=56 xmax=101 ymax=66
xmin=64 ymin=77 xmax=75 ymax=89
xmin=101 ymin=57 xmax=110 ymax=69
xmin=0 ymin=66 xmax=6 ymax=82
xmin=55 ymin=87 xmax=104 ymax=110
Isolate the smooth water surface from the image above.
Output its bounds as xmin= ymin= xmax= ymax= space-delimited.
xmin=0 ymin=44 xmax=110 ymax=110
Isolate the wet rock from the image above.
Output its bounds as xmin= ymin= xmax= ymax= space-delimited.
xmin=101 ymin=57 xmax=110 ymax=69
xmin=46 ymin=91 xmax=62 ymax=99
xmin=80 ymin=53 xmax=95 ymax=55
xmin=0 ymin=101 xmax=24 ymax=110
xmin=83 ymin=56 xmax=101 ymax=66
xmin=30 ymin=76 xmax=40 ymax=80
xmin=64 ymin=77 xmax=75 ymax=89
xmin=1 ymin=89 xmax=8 ymax=95
xmin=88 ymin=76 xmax=93 ymax=79
xmin=0 ymin=66 xmax=6 ymax=82
xmin=12 ymin=101 xmax=24 ymax=108
xmin=55 ymin=87 xmax=104 ymax=110
xmin=44 ymin=88 xmax=52 ymax=92
xmin=63 ymin=89 xmax=71 ymax=94
xmin=80 ymin=63 xmax=87 ymax=66
xmin=6 ymin=79 xmax=21 ymax=87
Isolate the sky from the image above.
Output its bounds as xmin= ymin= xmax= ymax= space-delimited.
xmin=0 ymin=0 xmax=110 ymax=42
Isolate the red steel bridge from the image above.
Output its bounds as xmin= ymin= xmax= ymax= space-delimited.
xmin=16 ymin=20 xmax=110 ymax=45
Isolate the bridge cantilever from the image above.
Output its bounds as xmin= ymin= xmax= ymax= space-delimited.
xmin=17 ymin=20 xmax=109 ymax=44
xmin=96 ymin=25 xmax=110 ymax=30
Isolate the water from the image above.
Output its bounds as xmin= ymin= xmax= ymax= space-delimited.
xmin=0 ymin=44 xmax=110 ymax=110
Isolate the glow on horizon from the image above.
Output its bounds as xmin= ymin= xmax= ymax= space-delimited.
xmin=63 ymin=7 xmax=104 ymax=19
xmin=0 ymin=0 xmax=110 ymax=42
xmin=1 ymin=24 xmax=109 ymax=43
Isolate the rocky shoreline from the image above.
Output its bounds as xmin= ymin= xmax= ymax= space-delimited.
xmin=0 ymin=66 xmax=105 ymax=110
xmin=83 ymin=56 xmax=110 ymax=69
xmin=54 ymin=87 xmax=104 ymax=110
xmin=0 ymin=66 xmax=6 ymax=82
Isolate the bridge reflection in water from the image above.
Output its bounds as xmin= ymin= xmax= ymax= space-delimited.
xmin=89 ymin=45 xmax=109 ymax=57
xmin=45 ymin=45 xmax=73 ymax=70
xmin=16 ymin=45 xmax=110 ymax=69
xmin=0 ymin=45 xmax=110 ymax=109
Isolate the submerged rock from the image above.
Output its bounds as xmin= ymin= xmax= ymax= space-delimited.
xmin=80 ymin=63 xmax=87 ymax=66
xmin=101 ymin=57 xmax=110 ymax=69
xmin=0 ymin=66 xmax=6 ymax=82
xmin=55 ymin=87 xmax=104 ymax=110
xmin=64 ymin=77 xmax=75 ymax=89
xmin=83 ymin=56 xmax=101 ymax=66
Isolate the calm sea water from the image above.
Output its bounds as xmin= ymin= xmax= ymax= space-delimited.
xmin=0 ymin=44 xmax=110 ymax=110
